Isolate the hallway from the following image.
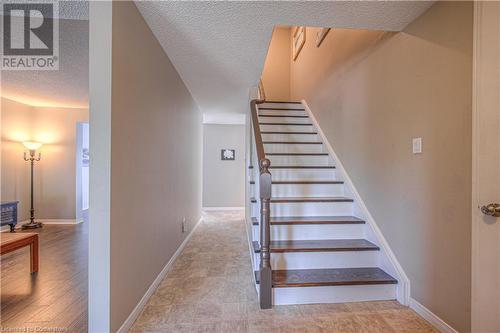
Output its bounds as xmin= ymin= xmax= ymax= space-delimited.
xmin=131 ymin=211 xmax=437 ymax=332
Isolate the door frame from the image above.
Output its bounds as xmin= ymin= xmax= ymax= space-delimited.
xmin=471 ymin=1 xmax=500 ymax=332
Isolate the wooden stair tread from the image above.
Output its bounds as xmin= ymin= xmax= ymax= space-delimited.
xmin=263 ymin=141 xmax=322 ymax=144
xmin=249 ymin=180 xmax=344 ymax=185
xmin=250 ymin=196 xmax=353 ymax=203
xmin=260 ymin=123 xmax=313 ymax=126
xmin=259 ymin=115 xmax=309 ymax=118
xmin=261 ymin=132 xmax=318 ymax=135
xmin=249 ymin=165 xmax=335 ymax=169
xmin=259 ymin=108 xmax=306 ymax=111
xmin=255 ymin=267 xmax=397 ymax=287
xmin=269 ymin=166 xmax=335 ymax=169
xmin=264 ymin=101 xmax=302 ymax=104
xmin=252 ymin=239 xmax=379 ymax=253
xmin=251 ymin=216 xmax=365 ymax=225
xmin=266 ymin=152 xmax=327 ymax=155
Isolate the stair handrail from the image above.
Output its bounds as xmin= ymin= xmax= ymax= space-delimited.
xmin=250 ymin=79 xmax=272 ymax=309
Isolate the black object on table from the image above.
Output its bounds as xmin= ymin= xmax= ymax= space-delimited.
xmin=1 ymin=201 xmax=19 ymax=232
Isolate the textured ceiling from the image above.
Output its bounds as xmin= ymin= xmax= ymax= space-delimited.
xmin=53 ymin=0 xmax=89 ymax=20
xmin=1 ymin=18 xmax=89 ymax=108
xmin=3 ymin=0 xmax=89 ymax=20
xmin=1 ymin=1 xmax=433 ymax=110
xmin=135 ymin=1 xmax=434 ymax=115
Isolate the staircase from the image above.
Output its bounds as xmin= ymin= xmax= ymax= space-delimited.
xmin=248 ymin=100 xmax=398 ymax=307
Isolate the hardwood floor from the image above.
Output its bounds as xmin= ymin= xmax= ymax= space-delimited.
xmin=0 ymin=223 xmax=87 ymax=332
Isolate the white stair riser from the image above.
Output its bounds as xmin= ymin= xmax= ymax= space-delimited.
xmin=260 ymin=103 xmax=304 ymax=109
xmin=264 ymin=143 xmax=324 ymax=153
xmin=253 ymin=251 xmax=379 ymax=270
xmin=259 ymin=116 xmax=311 ymax=124
xmin=259 ymin=110 xmax=307 ymax=117
xmin=250 ymin=183 xmax=344 ymax=197
xmin=260 ymin=124 xmax=316 ymax=132
xmin=262 ymin=133 xmax=320 ymax=142
xmin=251 ymin=223 xmax=364 ymax=241
xmin=267 ymin=155 xmax=332 ymax=166
xmin=270 ymin=169 xmax=337 ymax=180
xmin=251 ymin=201 xmax=351 ymax=217
xmin=272 ymin=285 xmax=396 ymax=305
xmin=267 ymin=202 xmax=353 ymax=216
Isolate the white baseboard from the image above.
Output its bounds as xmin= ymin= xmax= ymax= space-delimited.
xmin=409 ymin=298 xmax=457 ymax=333
xmin=202 ymin=206 xmax=245 ymax=211
xmin=38 ymin=218 xmax=84 ymax=225
xmin=1 ymin=219 xmax=83 ymax=232
xmin=117 ymin=217 xmax=202 ymax=333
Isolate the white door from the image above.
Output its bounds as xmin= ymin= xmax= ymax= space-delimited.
xmin=472 ymin=2 xmax=500 ymax=332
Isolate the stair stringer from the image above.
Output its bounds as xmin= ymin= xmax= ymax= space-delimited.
xmin=302 ymin=100 xmax=410 ymax=305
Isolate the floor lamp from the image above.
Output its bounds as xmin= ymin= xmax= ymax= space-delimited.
xmin=22 ymin=141 xmax=43 ymax=229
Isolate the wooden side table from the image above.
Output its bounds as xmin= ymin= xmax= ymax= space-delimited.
xmin=1 ymin=233 xmax=39 ymax=273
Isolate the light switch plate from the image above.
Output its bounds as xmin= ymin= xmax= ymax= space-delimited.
xmin=412 ymin=137 xmax=422 ymax=154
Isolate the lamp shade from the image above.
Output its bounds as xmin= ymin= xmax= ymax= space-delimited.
xmin=23 ymin=141 xmax=43 ymax=150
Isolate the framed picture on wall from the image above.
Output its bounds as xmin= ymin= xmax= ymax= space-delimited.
xmin=292 ymin=26 xmax=306 ymax=61
xmin=316 ymin=28 xmax=331 ymax=47
xmin=221 ymin=149 xmax=235 ymax=160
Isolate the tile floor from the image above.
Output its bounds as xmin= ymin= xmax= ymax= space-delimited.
xmin=131 ymin=211 xmax=437 ymax=333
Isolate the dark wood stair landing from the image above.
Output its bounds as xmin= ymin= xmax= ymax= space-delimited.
xmin=255 ymin=267 xmax=397 ymax=288
xmin=252 ymin=239 xmax=379 ymax=253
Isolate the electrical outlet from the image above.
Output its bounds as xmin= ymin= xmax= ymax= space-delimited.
xmin=412 ymin=137 xmax=422 ymax=154
xmin=181 ymin=217 xmax=186 ymax=233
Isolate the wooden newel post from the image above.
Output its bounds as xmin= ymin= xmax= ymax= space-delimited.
xmin=259 ymin=158 xmax=272 ymax=309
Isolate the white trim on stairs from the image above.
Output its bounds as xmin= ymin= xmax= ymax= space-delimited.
xmin=302 ymin=99 xmax=411 ymax=305
xmin=117 ymin=217 xmax=202 ymax=333
xmin=409 ymin=298 xmax=458 ymax=333
xmin=202 ymin=206 xmax=245 ymax=211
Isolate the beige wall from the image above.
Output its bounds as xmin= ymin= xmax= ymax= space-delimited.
xmin=110 ymin=2 xmax=202 ymax=331
xmin=202 ymin=124 xmax=245 ymax=208
xmin=261 ymin=27 xmax=291 ymax=101
xmin=289 ymin=2 xmax=472 ymax=331
xmin=1 ymin=97 xmax=88 ymax=221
